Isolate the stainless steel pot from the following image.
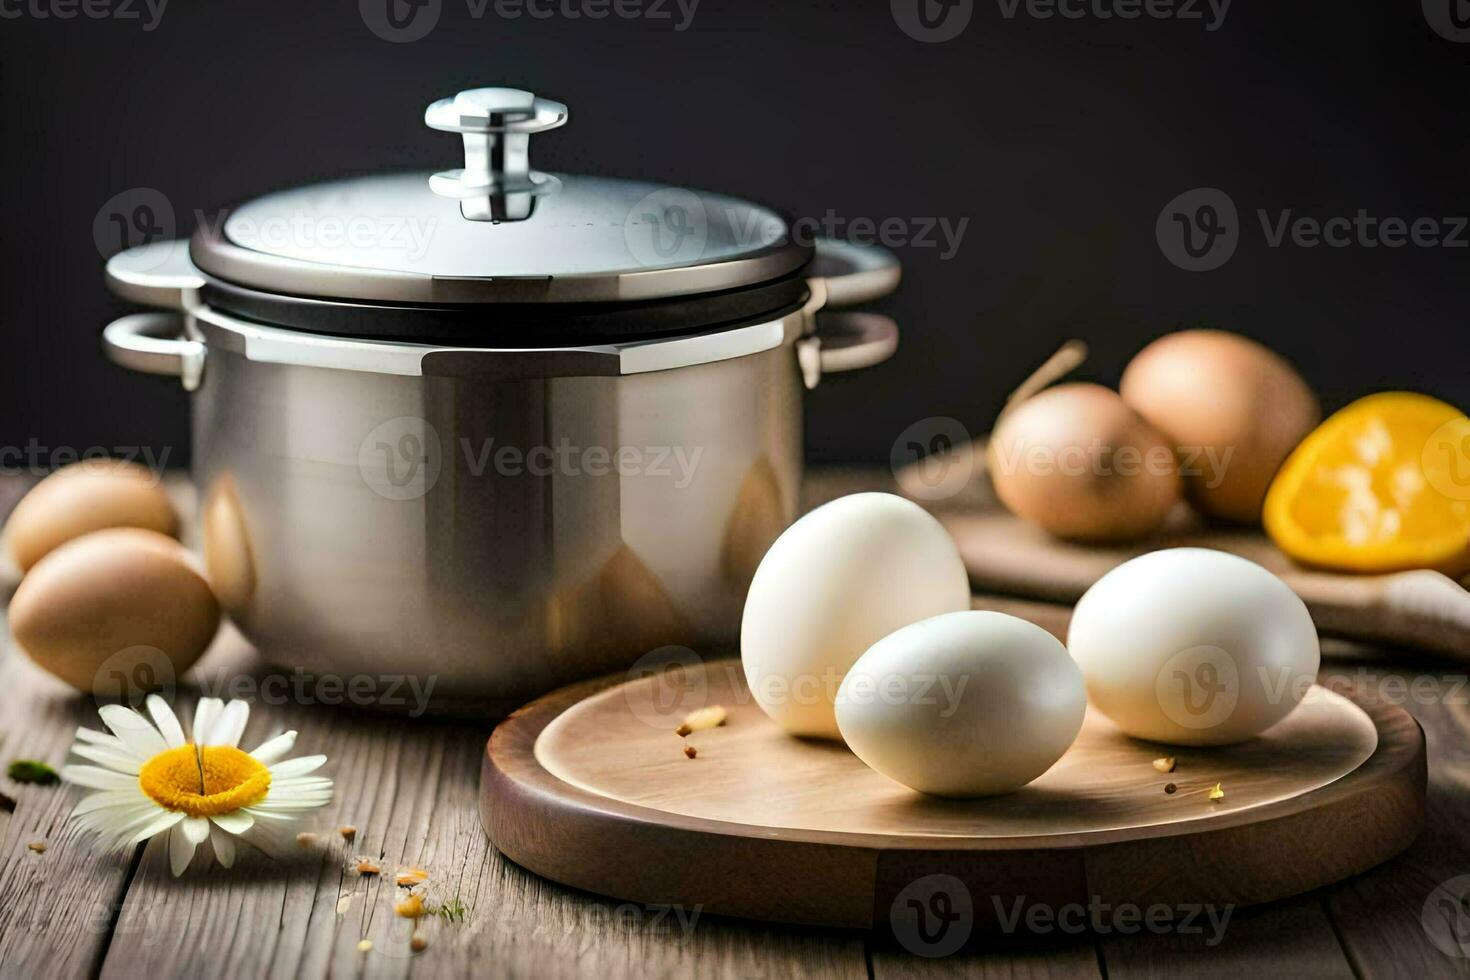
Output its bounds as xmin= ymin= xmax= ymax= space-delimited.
xmin=102 ymin=86 xmax=901 ymax=711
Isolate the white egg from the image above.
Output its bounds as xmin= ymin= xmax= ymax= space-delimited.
xmin=741 ymin=492 xmax=971 ymax=739
xmin=1067 ymin=547 xmax=1320 ymax=746
xmin=835 ymin=611 xmax=1086 ymax=798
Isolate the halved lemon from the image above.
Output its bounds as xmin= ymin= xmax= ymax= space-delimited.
xmin=1264 ymin=392 xmax=1470 ymax=574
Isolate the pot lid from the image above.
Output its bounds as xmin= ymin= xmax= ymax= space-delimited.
xmin=189 ymin=86 xmax=811 ymax=306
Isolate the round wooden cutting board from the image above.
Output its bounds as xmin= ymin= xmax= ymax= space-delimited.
xmin=481 ymin=659 xmax=1425 ymax=931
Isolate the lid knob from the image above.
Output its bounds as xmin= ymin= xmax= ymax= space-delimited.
xmin=425 ymin=87 xmax=568 ymax=222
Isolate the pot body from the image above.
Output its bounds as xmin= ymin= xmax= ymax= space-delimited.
xmin=190 ymin=317 xmax=804 ymax=711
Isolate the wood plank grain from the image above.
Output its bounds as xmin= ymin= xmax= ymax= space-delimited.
xmin=96 ymin=630 xmax=866 ymax=980
xmin=1318 ymin=662 xmax=1470 ymax=977
xmin=0 ymin=476 xmax=145 ymax=979
xmin=1099 ymin=896 xmax=1352 ymax=979
xmin=0 ymin=654 xmax=143 ymax=979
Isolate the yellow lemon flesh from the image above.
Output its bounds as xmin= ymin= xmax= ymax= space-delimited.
xmin=138 ymin=744 xmax=271 ymax=818
xmin=1264 ymin=392 xmax=1470 ymax=574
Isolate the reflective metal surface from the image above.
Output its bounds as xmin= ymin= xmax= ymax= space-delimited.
xmin=191 ymin=330 xmax=803 ymax=709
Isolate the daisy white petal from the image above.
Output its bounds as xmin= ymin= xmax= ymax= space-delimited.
xmin=74 ymin=727 xmax=127 ymax=750
xmin=61 ymin=765 xmax=143 ymax=791
xmin=191 ymin=698 xmax=223 ymax=746
xmin=181 ymin=816 xmax=211 ymax=845
xmin=169 ymin=824 xmax=197 ymax=877
xmin=98 ymin=705 xmax=169 ymax=759
xmin=146 ymin=695 xmax=187 ymax=749
xmin=248 ymin=731 xmax=297 ymax=765
xmin=71 ymin=789 xmax=146 ymax=818
xmin=268 ymin=755 xmax=327 ymax=778
xmin=76 ymin=801 xmax=155 ymax=834
xmin=69 ymin=742 xmax=142 ymax=774
xmin=97 ymin=805 xmax=171 ymax=845
xmin=209 ymin=699 xmax=250 ymax=748
xmin=212 ymin=826 xmax=236 ymax=868
xmin=128 ymin=811 xmax=185 ymax=845
xmin=210 ymin=810 xmax=254 ymax=835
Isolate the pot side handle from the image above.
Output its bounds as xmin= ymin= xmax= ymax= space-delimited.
xmin=102 ymin=313 xmax=206 ymax=391
xmin=807 ymin=238 xmax=902 ymax=309
xmin=105 ymin=239 xmax=205 ymax=310
xmin=102 ymin=240 xmax=208 ymax=391
xmin=800 ymin=239 xmax=902 ymax=388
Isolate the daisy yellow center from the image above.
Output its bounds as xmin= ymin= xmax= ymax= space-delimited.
xmin=138 ymin=745 xmax=271 ymax=818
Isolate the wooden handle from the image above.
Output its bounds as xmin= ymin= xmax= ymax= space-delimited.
xmin=1286 ymin=568 xmax=1470 ymax=663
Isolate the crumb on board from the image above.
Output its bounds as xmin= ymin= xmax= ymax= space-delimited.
xmin=396 ymin=868 xmax=429 ymax=887
xmin=1164 ymin=783 xmax=1178 ymax=795
xmin=356 ymin=940 xmax=373 ymax=953
xmin=395 ymin=894 xmax=426 ymax=919
xmin=339 ymin=826 xmax=357 ymax=842
xmin=1209 ymin=782 xmax=1225 ymax=802
xmin=356 ymin=858 xmax=382 ymax=876
xmin=675 ymin=705 xmax=727 ymax=737
xmin=296 ymin=832 xmax=317 ymax=847
xmin=683 ymin=744 xmax=697 ymax=760
xmin=410 ymin=935 xmax=428 ymax=953
xmin=26 ymin=841 xmax=46 ymax=854
xmin=1151 ymin=757 xmax=1176 ymax=774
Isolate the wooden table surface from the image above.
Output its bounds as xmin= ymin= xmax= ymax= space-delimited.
xmin=1 ymin=469 xmax=1469 ymax=979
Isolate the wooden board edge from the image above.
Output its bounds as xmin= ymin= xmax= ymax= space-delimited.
xmin=479 ymin=666 xmax=1427 ymax=930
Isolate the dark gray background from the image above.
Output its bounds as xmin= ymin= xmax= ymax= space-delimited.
xmin=2 ymin=0 xmax=1467 ymax=468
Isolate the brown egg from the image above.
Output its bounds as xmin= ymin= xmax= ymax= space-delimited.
xmin=1120 ymin=330 xmax=1320 ymax=524
xmin=10 ymin=529 xmax=219 ymax=696
xmin=202 ymin=474 xmax=257 ymax=616
xmin=5 ymin=459 xmax=178 ymax=573
xmin=988 ymin=383 xmax=1181 ymax=542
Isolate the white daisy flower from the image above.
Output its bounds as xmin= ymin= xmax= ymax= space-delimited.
xmin=61 ymin=695 xmax=333 ymax=876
